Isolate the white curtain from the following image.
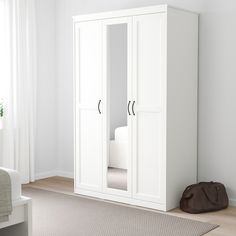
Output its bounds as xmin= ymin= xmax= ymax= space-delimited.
xmin=0 ymin=0 xmax=37 ymax=183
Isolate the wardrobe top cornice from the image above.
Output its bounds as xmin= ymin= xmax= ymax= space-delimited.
xmin=72 ymin=5 xmax=198 ymax=23
xmin=73 ymin=5 xmax=168 ymax=22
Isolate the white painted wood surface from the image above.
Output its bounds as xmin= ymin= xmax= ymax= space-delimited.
xmin=72 ymin=5 xmax=168 ymax=22
xmin=166 ymin=7 xmax=199 ymax=210
xmin=74 ymin=21 xmax=103 ymax=192
xmin=0 ymin=197 xmax=32 ymax=236
xmin=132 ymin=13 xmax=165 ymax=204
xmin=74 ymin=5 xmax=198 ymax=211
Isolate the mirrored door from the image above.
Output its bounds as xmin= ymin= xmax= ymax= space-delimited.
xmin=103 ymin=18 xmax=132 ymax=194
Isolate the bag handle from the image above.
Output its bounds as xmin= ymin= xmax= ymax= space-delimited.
xmin=182 ymin=185 xmax=194 ymax=200
xmin=201 ymin=186 xmax=219 ymax=205
xmin=199 ymin=181 xmax=214 ymax=185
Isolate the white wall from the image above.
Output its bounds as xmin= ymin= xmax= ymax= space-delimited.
xmin=35 ymin=0 xmax=57 ymax=178
xmin=54 ymin=1 xmax=74 ymax=177
xmin=54 ymin=0 xmax=236 ymax=204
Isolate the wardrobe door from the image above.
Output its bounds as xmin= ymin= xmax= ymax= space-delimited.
xmin=132 ymin=13 xmax=166 ymax=203
xmin=74 ymin=21 xmax=103 ymax=192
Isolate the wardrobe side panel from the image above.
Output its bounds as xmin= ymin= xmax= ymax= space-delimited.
xmin=166 ymin=8 xmax=198 ymax=210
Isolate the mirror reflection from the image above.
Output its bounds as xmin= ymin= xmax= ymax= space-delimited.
xmin=107 ymin=23 xmax=128 ymax=191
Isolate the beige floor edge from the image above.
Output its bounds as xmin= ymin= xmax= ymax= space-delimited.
xmin=24 ymin=177 xmax=236 ymax=235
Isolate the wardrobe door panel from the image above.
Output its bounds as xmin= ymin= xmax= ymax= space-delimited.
xmin=132 ymin=13 xmax=166 ymax=203
xmin=79 ymin=110 xmax=102 ymax=188
xmin=78 ymin=23 xmax=102 ymax=104
xmin=136 ymin=113 xmax=162 ymax=197
xmin=74 ymin=21 xmax=103 ymax=192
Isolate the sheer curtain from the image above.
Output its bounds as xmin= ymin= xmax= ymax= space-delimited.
xmin=0 ymin=0 xmax=37 ymax=183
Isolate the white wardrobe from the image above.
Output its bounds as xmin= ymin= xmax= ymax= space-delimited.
xmin=73 ymin=5 xmax=198 ymax=211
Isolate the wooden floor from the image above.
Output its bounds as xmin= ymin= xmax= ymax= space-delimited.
xmin=24 ymin=176 xmax=74 ymax=195
xmin=24 ymin=177 xmax=236 ymax=236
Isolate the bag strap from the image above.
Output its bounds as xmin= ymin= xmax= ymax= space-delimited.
xmin=198 ymin=181 xmax=214 ymax=185
xmin=201 ymin=186 xmax=219 ymax=205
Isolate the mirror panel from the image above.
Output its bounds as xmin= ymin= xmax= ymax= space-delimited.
xmin=107 ymin=23 xmax=128 ymax=191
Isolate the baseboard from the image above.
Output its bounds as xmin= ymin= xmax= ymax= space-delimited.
xmin=229 ymin=198 xmax=236 ymax=207
xmin=55 ymin=170 xmax=74 ymax=179
xmin=35 ymin=170 xmax=74 ymax=180
xmin=34 ymin=173 xmax=236 ymax=207
xmin=35 ymin=171 xmax=57 ymax=180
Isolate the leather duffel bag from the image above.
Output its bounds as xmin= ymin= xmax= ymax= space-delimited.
xmin=180 ymin=182 xmax=228 ymax=214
